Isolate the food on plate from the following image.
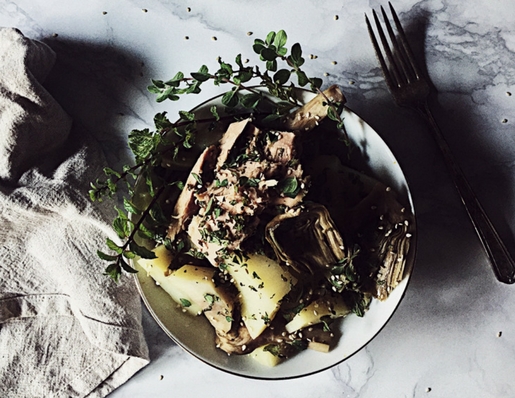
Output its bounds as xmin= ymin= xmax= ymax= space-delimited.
xmin=138 ymin=86 xmax=413 ymax=366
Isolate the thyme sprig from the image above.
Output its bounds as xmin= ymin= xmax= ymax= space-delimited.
xmin=91 ymin=30 xmax=345 ymax=281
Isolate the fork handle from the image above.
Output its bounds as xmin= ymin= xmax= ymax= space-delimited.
xmin=418 ymin=102 xmax=515 ymax=284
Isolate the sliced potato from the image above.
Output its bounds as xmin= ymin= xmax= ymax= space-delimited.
xmin=248 ymin=344 xmax=284 ymax=367
xmin=308 ymin=341 xmax=330 ymax=353
xmin=227 ymin=253 xmax=296 ymax=339
xmin=139 ymin=246 xmax=233 ymax=334
xmin=285 ymin=294 xmax=350 ymax=334
xmin=138 ymin=244 xmax=173 ymax=275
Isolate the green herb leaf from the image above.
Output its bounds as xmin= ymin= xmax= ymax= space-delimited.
xmin=129 ymin=241 xmax=157 ymax=259
xmin=221 ymin=89 xmax=239 ymax=107
xmin=104 ymin=263 xmax=121 ymax=281
xmin=180 ymin=298 xmax=192 ymax=307
xmin=277 ymin=177 xmax=301 ymax=198
xmin=119 ymin=257 xmax=138 ymax=274
xmin=273 ymin=69 xmax=291 ymax=85
xmin=97 ymin=250 xmax=118 ymax=261
xmin=179 ymin=110 xmax=196 ymax=121
xmin=263 ymin=344 xmax=281 ymax=356
xmin=240 ymin=93 xmax=262 ymax=109
xmin=273 ymin=30 xmax=287 ymax=49
xmin=191 ymin=173 xmax=202 ymax=186
xmin=210 ymin=105 xmax=220 ymax=121
xmin=123 ymin=198 xmax=140 ymax=215
xmin=106 ymin=238 xmax=123 ymax=254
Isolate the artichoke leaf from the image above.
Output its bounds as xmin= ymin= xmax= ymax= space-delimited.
xmin=265 ymin=203 xmax=347 ymax=275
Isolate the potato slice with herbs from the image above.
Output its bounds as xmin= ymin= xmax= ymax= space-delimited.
xmin=285 ymin=294 xmax=351 ymax=334
xmin=227 ymin=253 xmax=296 ymax=340
xmin=248 ymin=344 xmax=284 ymax=367
xmin=139 ymin=246 xmax=234 ymax=334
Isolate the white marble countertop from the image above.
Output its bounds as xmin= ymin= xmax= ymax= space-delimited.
xmin=2 ymin=0 xmax=515 ymax=396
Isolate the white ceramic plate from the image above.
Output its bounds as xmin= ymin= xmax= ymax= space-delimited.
xmin=133 ymin=89 xmax=416 ymax=379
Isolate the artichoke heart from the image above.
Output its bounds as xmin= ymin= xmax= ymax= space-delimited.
xmin=265 ymin=203 xmax=347 ymax=274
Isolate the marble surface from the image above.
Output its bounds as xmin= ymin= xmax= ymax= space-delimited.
xmin=2 ymin=0 xmax=515 ymax=396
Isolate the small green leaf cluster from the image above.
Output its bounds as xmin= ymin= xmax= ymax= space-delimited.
xmin=252 ymin=30 xmax=322 ymax=93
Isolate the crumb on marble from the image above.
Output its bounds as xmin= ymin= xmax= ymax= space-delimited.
xmin=185 ymin=36 xmax=189 ymax=40
xmin=498 ymin=331 xmax=502 ymax=337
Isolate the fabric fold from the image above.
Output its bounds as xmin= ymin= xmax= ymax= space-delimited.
xmin=0 ymin=27 xmax=149 ymax=398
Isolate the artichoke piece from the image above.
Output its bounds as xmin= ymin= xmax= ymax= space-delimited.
xmin=283 ymin=85 xmax=346 ymax=132
xmin=265 ymin=203 xmax=347 ymax=274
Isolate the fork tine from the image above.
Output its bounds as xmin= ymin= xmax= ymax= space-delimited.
xmin=380 ymin=5 xmax=415 ymax=83
xmin=388 ymin=1 xmax=423 ymax=79
xmin=371 ymin=9 xmax=403 ymax=87
xmin=365 ymin=13 xmax=396 ymax=90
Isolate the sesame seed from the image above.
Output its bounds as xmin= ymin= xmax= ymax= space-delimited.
xmin=247 ymin=31 xmax=253 ymax=36
xmin=212 ymin=36 xmax=218 ymax=41
xmin=426 ymin=387 xmax=432 ymax=393
xmin=386 ymin=186 xmax=392 ymax=192
xmin=331 ymin=61 xmax=337 ymax=65
xmin=334 ymin=15 xmax=339 ymax=20
xmin=142 ymin=8 xmax=148 ymax=12
xmin=502 ymin=118 xmax=508 ymax=123
xmin=498 ymin=331 xmax=503 ymax=337
xmin=324 ymin=72 xmax=329 ymax=76
xmin=186 ymin=7 xmax=191 ymax=12
xmin=102 ymin=11 xmax=107 ymax=15
xmin=52 ymin=33 xmax=58 ymax=37
xmin=507 ymin=92 xmax=512 ymax=96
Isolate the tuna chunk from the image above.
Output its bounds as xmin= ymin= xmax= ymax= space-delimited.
xmin=167 ymin=145 xmax=219 ymax=241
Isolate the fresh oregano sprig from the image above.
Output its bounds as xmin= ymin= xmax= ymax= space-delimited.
xmin=91 ymin=30 xmax=346 ymax=281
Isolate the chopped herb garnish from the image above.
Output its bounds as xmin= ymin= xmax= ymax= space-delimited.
xmin=180 ymin=298 xmax=192 ymax=308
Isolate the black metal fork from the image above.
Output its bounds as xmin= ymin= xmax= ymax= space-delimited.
xmin=366 ymin=2 xmax=515 ymax=284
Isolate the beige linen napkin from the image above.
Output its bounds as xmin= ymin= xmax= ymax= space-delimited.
xmin=0 ymin=28 xmax=149 ymax=397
